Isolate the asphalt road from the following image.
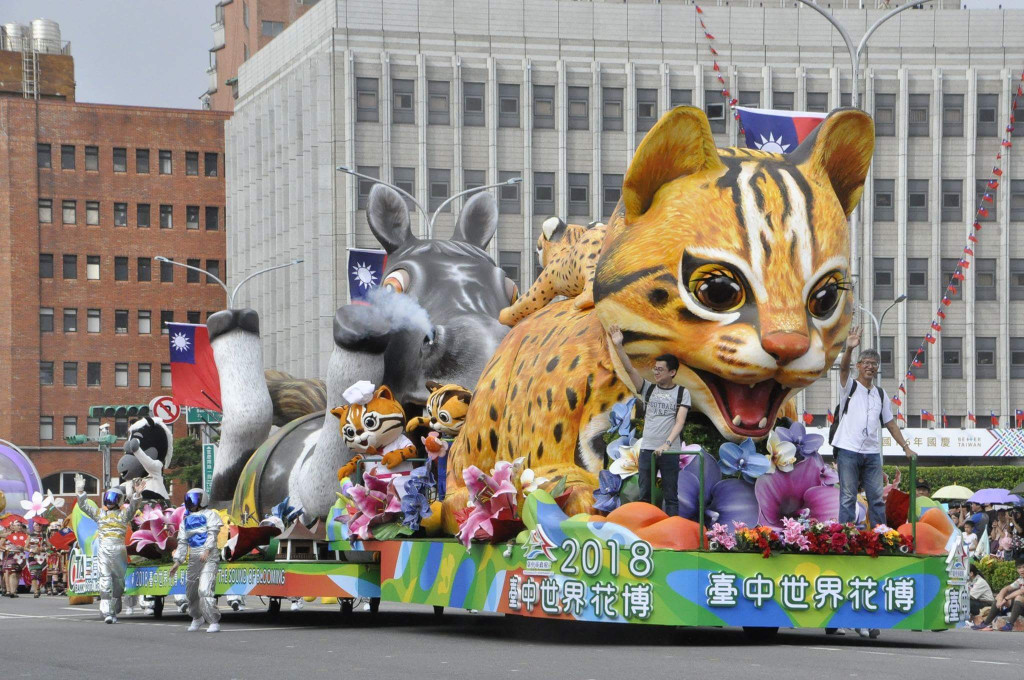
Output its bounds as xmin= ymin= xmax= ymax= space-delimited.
xmin=0 ymin=595 xmax=1019 ymax=680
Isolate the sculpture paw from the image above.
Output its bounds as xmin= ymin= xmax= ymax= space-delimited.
xmin=336 ymin=455 xmax=363 ymax=481
xmin=498 ymin=307 xmax=517 ymax=327
xmin=381 ymin=450 xmax=407 ymax=469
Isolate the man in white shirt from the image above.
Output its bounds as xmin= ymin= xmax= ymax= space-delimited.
xmin=833 ymin=326 xmax=917 ymax=528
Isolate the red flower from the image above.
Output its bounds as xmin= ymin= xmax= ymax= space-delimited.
xmin=830 ymin=532 xmax=848 ymax=548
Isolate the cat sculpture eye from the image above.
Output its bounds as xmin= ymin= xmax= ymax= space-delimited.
xmin=687 ymin=263 xmax=746 ymax=313
xmin=362 ymin=413 xmax=380 ymax=430
xmin=382 ymin=269 xmax=409 ymax=293
xmin=807 ymin=271 xmax=849 ymax=319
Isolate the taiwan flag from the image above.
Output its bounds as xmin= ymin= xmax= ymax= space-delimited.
xmin=967 ymin=411 xmax=976 ymax=425
xmin=921 ymin=410 xmax=936 ymax=422
xmin=1017 ymin=410 xmax=1024 ymax=428
xmin=347 ymin=248 xmax=387 ymax=303
xmin=991 ymin=412 xmax=1000 ymax=428
xmin=802 ymin=411 xmax=814 ymax=426
xmin=167 ymin=323 xmax=222 ymax=412
xmin=737 ymin=107 xmax=827 ymax=154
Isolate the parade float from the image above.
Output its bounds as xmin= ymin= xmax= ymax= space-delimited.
xmin=68 ymin=106 xmax=970 ymax=636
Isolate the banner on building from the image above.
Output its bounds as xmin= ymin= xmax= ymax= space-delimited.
xmin=808 ymin=427 xmax=1024 ymax=457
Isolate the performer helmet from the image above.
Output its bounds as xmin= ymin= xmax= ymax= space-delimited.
xmin=184 ymin=488 xmax=208 ymax=513
xmin=102 ymin=488 xmax=125 ymax=509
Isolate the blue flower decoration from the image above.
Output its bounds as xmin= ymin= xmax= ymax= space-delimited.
xmin=271 ymin=496 xmax=303 ymax=525
xmin=775 ymin=421 xmax=825 ymax=460
xmin=606 ymin=398 xmax=637 ymax=438
xmin=400 ymin=491 xmax=432 ymax=531
xmin=717 ymin=438 xmax=771 ymax=483
xmin=593 ymin=470 xmax=623 ymax=513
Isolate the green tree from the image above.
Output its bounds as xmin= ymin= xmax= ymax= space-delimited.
xmin=167 ymin=436 xmax=202 ymax=489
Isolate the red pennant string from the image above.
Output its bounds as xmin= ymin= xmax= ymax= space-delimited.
xmin=968 ymin=234 xmax=978 ymax=243
xmin=937 ymin=309 xmax=946 ymax=319
xmin=964 ymin=247 xmax=974 ymax=255
xmin=993 ymin=167 xmax=1003 ymax=176
xmin=988 ymin=180 xmax=999 ymax=190
xmin=942 ymin=296 xmax=952 ymax=306
xmin=925 ymin=334 xmax=936 ymax=344
xmin=932 ymin=321 xmax=942 ymax=331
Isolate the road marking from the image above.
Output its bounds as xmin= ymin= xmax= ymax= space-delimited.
xmin=861 ymin=651 xmax=896 ymax=656
xmin=809 ymin=646 xmax=843 ymax=651
xmin=970 ymin=660 xmax=1010 ymax=666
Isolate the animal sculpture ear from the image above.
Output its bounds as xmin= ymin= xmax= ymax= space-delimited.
xmin=451 ymin=192 xmax=498 ymax=249
xmin=144 ymin=415 xmax=155 ymax=428
xmin=540 ymin=217 xmax=567 ymax=242
xmin=791 ymin=108 xmax=875 ymax=217
xmin=330 ymin=406 xmax=348 ymax=421
xmin=374 ymin=385 xmax=395 ymax=402
xmin=425 ymin=380 xmax=443 ymax=392
xmin=621 ymin=106 xmax=725 ymax=221
xmin=367 ymin=184 xmax=413 ymax=253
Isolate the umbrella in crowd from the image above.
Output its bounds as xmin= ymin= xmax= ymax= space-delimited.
xmin=1011 ymin=482 xmax=1024 ymax=497
xmin=967 ymin=488 xmax=1023 ymax=505
xmin=933 ymin=485 xmax=974 ymax=501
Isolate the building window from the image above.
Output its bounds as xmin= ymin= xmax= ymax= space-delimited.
xmin=63 ymin=254 xmax=77 ymax=279
xmin=63 ymin=416 xmax=77 ymax=439
xmin=976 ymin=336 xmax=996 ymax=379
xmin=1012 ymin=337 xmax=1024 ymax=380
xmin=186 ymin=205 xmax=200 ymax=230
xmin=187 ymin=258 xmax=201 ymax=283
xmin=873 ymin=258 xmax=894 ymax=301
xmin=428 ymin=169 xmax=451 ymax=212
xmin=113 ymin=147 xmax=127 ymax=172
xmin=704 ymin=89 xmax=725 ymax=133
xmin=115 ymin=417 xmax=129 ymax=437
xmin=205 ymin=206 xmax=219 ymax=231
xmin=161 ymin=310 xmax=174 ymax=334
xmin=61 ymin=144 xmax=75 ymax=170
xmin=87 ymin=418 xmax=100 ymax=438
xmin=463 ymin=82 xmax=485 ymax=127
xmin=261 ymin=20 xmax=284 ymax=36
xmin=137 ymin=257 xmax=151 ymax=282
xmin=975 ymin=258 xmax=996 ymax=301
xmin=40 ymin=361 xmax=53 ymax=386
xmin=940 ymin=258 xmax=962 ymax=300
xmin=773 ymin=91 xmax=794 ymax=110
xmin=114 ymin=310 xmax=128 ymax=334
xmin=533 ymin=172 xmax=555 ymax=215
xmin=977 ymin=93 xmax=998 ymax=137
xmin=159 ymin=149 xmax=172 ymax=174
xmin=907 ymin=337 xmax=929 ymax=379
xmin=498 ymin=84 xmax=520 ymax=128
xmin=185 ymin=151 xmax=199 ymax=176
xmin=187 ymin=310 xmax=201 ymax=324
xmin=113 ymin=202 xmax=127 ymax=227
xmin=942 ymin=337 xmax=962 ymax=379
xmin=603 ymin=174 xmax=622 ymax=218
xmin=879 ymin=336 xmax=894 ymax=379
xmin=942 ymin=93 xmax=963 ymax=137
xmin=204 ymin=152 xmax=218 ymax=177
xmin=138 ymin=310 xmax=151 ymax=334
xmin=872 ymin=179 xmax=894 ymax=221
xmin=206 ymin=260 xmax=220 ymax=284
xmin=114 ymin=256 xmax=128 ymax=281
xmin=161 ymin=363 xmax=172 ymax=388
xmin=392 ymin=79 xmax=414 ymax=124
xmin=568 ymin=86 xmax=589 ymax=130
xmin=39 ymin=254 xmax=53 ymax=278
xmin=137 ymin=203 xmax=151 ymax=228
xmin=85 ymin=145 xmax=98 ymax=171
xmin=428 ymin=80 xmax=450 ymax=126
xmin=1011 ymin=259 xmax=1024 ymax=300
xmin=568 ymin=173 xmax=589 ymax=216
xmin=499 ymin=170 xmax=521 ymax=214
xmin=86 ymin=201 xmax=100 ymax=226
xmin=670 ymin=88 xmax=692 ymax=107
xmin=160 ymin=258 xmax=174 ymax=282
xmin=603 ymin=87 xmax=624 ymax=132
xmin=40 ymin=307 xmax=53 ymax=333
xmin=63 ymin=200 xmax=77 ymax=225
xmin=63 ymin=308 xmax=77 ymax=332
xmin=356 ymin=77 xmax=379 ymax=122
xmin=1012 ymin=180 xmax=1024 ymax=222
xmin=86 ymin=255 xmax=100 ymax=280
xmin=533 ymin=84 xmax=554 ymax=129
xmin=37 ymin=143 xmax=52 ymax=168
xmin=464 ymin=169 xmax=485 ymax=192
xmin=160 ymin=204 xmax=173 ymax=228
xmin=499 ymin=251 xmax=521 ymax=290
xmin=739 ymin=91 xmax=761 ymax=108
xmin=907 ymin=93 xmax=929 ymax=137
xmin=636 ymin=88 xmax=658 ymax=133
xmin=242 ymin=0 xmax=249 ymax=27
xmin=40 ymin=416 xmax=53 ymax=441
xmin=874 ymin=93 xmax=896 ymax=136
xmin=39 ymin=198 xmax=52 ymax=223
xmin=136 ymin=148 xmax=149 ymax=173
xmin=87 ymin=308 xmax=101 ymax=333
xmin=940 ymin=179 xmax=962 ymax=222
xmin=87 ymin=362 xmax=101 ymax=387
xmin=806 ymin=92 xmax=828 ymax=113
xmin=356 ymin=165 xmax=378 ymax=210
xmin=976 ymin=179 xmax=996 ymax=221
xmin=63 ymin=362 xmax=78 ymax=386
xmin=393 ymin=167 xmax=415 ymax=210
xmin=138 ymin=363 xmax=152 ymax=388
xmin=115 ymin=363 xmax=129 ymax=387
xmin=907 ymin=258 xmax=928 ymax=300
xmin=907 ymin=179 xmax=928 ymax=221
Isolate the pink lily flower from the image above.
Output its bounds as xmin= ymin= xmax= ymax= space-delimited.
xmin=456 ymin=461 xmax=518 ymax=549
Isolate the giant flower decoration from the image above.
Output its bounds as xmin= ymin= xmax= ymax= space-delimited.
xmin=19 ymin=491 xmax=52 ymax=521
xmin=677 ymin=450 xmax=759 ymax=528
xmin=393 ymin=466 xmax=436 ymax=532
xmin=718 ymin=439 xmax=771 ymax=483
xmin=130 ymin=503 xmax=185 ymax=553
xmin=343 ymin=472 xmax=402 ymax=540
xmin=754 ymin=457 xmax=840 ymax=530
xmin=606 ymin=398 xmax=637 ymax=438
xmin=592 ymin=470 xmax=624 ymax=513
xmin=608 ymin=439 xmax=642 ymax=478
xmin=765 ymin=431 xmax=797 ymax=473
xmin=456 ymin=460 xmax=518 ymax=549
xmin=774 ymin=421 xmax=825 ymax=460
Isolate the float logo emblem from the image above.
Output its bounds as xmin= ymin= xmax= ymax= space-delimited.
xmin=522 ymin=525 xmax=557 ymax=562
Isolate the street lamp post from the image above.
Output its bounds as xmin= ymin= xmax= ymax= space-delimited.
xmin=428 ymin=178 xmax=522 ymax=238
xmin=856 ymin=293 xmax=907 ymax=351
xmin=154 ymin=257 xmax=303 ymax=309
xmin=336 ymin=165 xmax=431 ymax=224
xmin=65 ymin=430 xmax=118 ymax=490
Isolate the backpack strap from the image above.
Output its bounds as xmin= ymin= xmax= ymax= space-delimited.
xmin=876 ymin=386 xmax=885 ymax=425
xmin=675 ymin=386 xmax=687 ymax=409
xmin=644 ymin=382 xmax=656 ymax=403
xmin=838 ymin=380 xmax=857 ymax=421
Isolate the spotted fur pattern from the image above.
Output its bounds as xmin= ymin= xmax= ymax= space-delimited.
xmin=498 ymin=220 xmax=606 ymax=326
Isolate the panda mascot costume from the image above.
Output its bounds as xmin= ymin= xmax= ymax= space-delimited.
xmin=118 ymin=416 xmax=174 ymax=501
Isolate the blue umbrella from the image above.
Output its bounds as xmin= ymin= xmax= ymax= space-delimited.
xmin=967 ymin=488 xmax=1022 ymax=505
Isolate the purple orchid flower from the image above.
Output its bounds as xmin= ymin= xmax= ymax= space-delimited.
xmin=606 ymin=398 xmax=637 ymax=438
xmin=775 ymin=421 xmax=825 ymax=460
xmin=718 ymin=438 xmax=771 ymax=483
xmin=593 ymin=470 xmax=623 ymax=513
xmin=754 ymin=457 xmax=840 ymax=530
xmin=677 ymin=450 xmax=759 ymax=528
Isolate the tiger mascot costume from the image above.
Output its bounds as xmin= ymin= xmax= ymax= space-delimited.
xmin=332 ymin=382 xmax=417 ymax=481
xmin=406 ymin=381 xmax=473 ymax=498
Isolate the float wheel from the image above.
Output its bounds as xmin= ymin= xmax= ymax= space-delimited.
xmin=742 ymin=626 xmax=779 ymax=641
xmin=151 ymin=596 xmax=164 ymax=619
xmin=267 ymin=597 xmax=282 ymax=616
xmin=433 ymin=605 xmax=444 ymax=619
xmin=339 ymin=598 xmax=354 ymax=616
xmin=369 ymin=597 xmax=380 ymax=615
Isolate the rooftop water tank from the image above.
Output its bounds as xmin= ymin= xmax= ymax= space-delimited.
xmin=30 ymin=18 xmax=61 ymax=54
xmin=2 ymin=22 xmax=28 ymax=51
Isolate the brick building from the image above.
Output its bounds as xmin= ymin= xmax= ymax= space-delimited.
xmin=203 ymin=0 xmax=320 ymax=111
xmin=0 ymin=92 xmax=230 ymax=495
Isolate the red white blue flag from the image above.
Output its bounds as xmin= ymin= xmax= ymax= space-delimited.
xmin=167 ymin=323 xmax=222 ymax=412
xmin=347 ymin=248 xmax=387 ymax=304
xmin=737 ymin=107 xmax=827 ymax=154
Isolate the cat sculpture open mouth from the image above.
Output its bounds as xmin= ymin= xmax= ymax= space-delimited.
xmin=694 ymin=369 xmax=791 ymax=438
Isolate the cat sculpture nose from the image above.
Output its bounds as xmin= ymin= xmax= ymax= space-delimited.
xmin=760 ymin=331 xmax=810 ymax=364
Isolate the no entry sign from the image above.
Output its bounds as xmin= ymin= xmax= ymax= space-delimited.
xmin=148 ymin=395 xmax=181 ymax=425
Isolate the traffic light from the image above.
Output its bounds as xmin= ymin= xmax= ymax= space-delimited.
xmin=65 ymin=435 xmax=89 ymax=445
xmin=98 ymin=434 xmax=118 ymax=446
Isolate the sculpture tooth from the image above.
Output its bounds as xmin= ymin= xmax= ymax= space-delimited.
xmin=758 ymin=417 xmax=768 ymax=429
xmin=732 ymin=415 xmax=743 ymax=426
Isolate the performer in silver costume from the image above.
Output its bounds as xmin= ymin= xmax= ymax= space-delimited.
xmin=169 ymin=489 xmax=223 ymax=633
xmin=75 ymin=474 xmax=144 ymax=623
